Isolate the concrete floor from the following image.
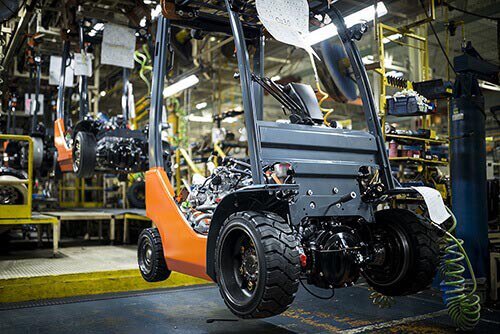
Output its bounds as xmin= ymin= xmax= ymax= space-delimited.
xmin=1 ymin=283 xmax=499 ymax=333
xmin=0 ymin=246 xmax=137 ymax=279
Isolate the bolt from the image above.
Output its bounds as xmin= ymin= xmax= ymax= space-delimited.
xmin=306 ymin=189 xmax=313 ymax=196
xmin=309 ymin=202 xmax=316 ymax=209
xmin=333 ymin=187 xmax=339 ymax=194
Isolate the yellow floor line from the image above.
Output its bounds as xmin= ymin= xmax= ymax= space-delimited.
xmin=0 ymin=270 xmax=210 ymax=304
xmin=338 ymin=310 xmax=448 ymax=334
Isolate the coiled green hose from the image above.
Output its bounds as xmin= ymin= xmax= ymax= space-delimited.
xmin=435 ymin=208 xmax=481 ymax=331
xmin=134 ymin=45 xmax=152 ymax=94
xmin=369 ymin=290 xmax=395 ymax=308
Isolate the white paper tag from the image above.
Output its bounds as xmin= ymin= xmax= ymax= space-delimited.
xmin=74 ymin=53 xmax=93 ymax=77
xmin=412 ymin=186 xmax=451 ymax=224
xmin=101 ymin=24 xmax=136 ymax=69
xmin=49 ymin=56 xmax=75 ymax=87
xmin=256 ymin=0 xmax=318 ymax=57
xmin=24 ymin=93 xmax=44 ymax=116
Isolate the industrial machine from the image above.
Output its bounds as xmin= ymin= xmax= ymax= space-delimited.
xmin=54 ymin=21 xmax=149 ymax=178
xmin=137 ymin=0 xmax=460 ymax=320
xmin=451 ymin=42 xmax=499 ymax=278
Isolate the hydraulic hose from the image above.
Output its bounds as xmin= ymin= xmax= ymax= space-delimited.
xmin=368 ymin=206 xmax=481 ymax=331
xmin=433 ymin=207 xmax=481 ymax=331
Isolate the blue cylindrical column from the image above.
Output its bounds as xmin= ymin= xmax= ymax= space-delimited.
xmin=450 ymin=74 xmax=489 ymax=278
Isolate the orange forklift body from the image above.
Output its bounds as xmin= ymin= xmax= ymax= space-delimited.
xmin=146 ymin=167 xmax=211 ymax=281
xmin=54 ymin=118 xmax=73 ymax=172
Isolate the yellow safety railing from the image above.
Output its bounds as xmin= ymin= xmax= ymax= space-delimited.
xmin=0 ymin=134 xmax=33 ymax=219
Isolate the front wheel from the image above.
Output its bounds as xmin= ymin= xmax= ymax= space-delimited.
xmin=215 ymin=211 xmax=300 ymax=319
xmin=138 ymin=228 xmax=171 ymax=282
xmin=363 ymin=209 xmax=440 ymax=296
xmin=73 ymin=131 xmax=96 ymax=178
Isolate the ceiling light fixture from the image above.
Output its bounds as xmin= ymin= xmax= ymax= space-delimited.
xmin=163 ymin=75 xmax=200 ymax=98
xmin=196 ymin=102 xmax=208 ymax=110
xmin=308 ymin=2 xmax=388 ymax=46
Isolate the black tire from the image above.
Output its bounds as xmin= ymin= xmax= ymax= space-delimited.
xmin=138 ymin=228 xmax=171 ymax=282
xmin=215 ymin=211 xmax=300 ymax=319
xmin=363 ymin=209 xmax=440 ymax=296
xmin=127 ymin=181 xmax=146 ymax=209
xmin=73 ymin=131 xmax=96 ymax=178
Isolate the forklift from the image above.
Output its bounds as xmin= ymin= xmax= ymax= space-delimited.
xmin=54 ymin=20 xmax=149 ymax=178
xmin=138 ymin=0 xmax=449 ymax=319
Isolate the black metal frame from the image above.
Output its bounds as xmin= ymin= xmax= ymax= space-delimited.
xmin=30 ymin=56 xmax=42 ymax=134
xmin=148 ymin=1 xmax=394 ymax=191
xmin=56 ymin=41 xmax=69 ymax=121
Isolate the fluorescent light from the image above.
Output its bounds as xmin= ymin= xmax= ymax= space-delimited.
xmin=151 ymin=4 xmax=162 ymax=19
xmin=163 ymin=75 xmax=200 ymax=98
xmin=223 ymin=117 xmax=238 ymax=124
xmin=383 ymin=33 xmax=402 ymax=44
xmin=94 ymin=23 xmax=104 ymax=31
xmin=271 ymin=75 xmax=281 ymax=81
xmin=478 ymin=80 xmax=500 ymax=92
xmin=89 ymin=23 xmax=104 ymax=37
xmin=386 ymin=70 xmax=404 ymax=78
xmin=188 ymin=114 xmax=212 ymax=123
xmin=196 ymin=102 xmax=208 ymax=110
xmin=309 ymin=2 xmax=388 ymax=45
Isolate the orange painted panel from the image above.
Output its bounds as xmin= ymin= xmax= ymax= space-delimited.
xmin=146 ymin=167 xmax=211 ymax=281
xmin=54 ymin=118 xmax=73 ymax=171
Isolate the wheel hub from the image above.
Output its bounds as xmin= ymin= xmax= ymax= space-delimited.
xmin=139 ymin=240 xmax=153 ymax=274
xmin=240 ymin=247 xmax=259 ymax=284
xmin=0 ymin=186 xmax=20 ymax=204
xmin=74 ymin=140 xmax=81 ymax=169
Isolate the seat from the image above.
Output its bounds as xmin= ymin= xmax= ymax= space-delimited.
xmin=285 ymin=83 xmax=324 ymax=125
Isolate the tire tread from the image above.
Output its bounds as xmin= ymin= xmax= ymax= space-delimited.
xmin=215 ymin=211 xmax=300 ymax=319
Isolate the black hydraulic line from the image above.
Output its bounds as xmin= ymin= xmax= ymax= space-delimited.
xmin=56 ymin=40 xmax=70 ymax=121
xmin=328 ymin=6 xmax=395 ymax=190
xmin=11 ymin=99 xmax=16 ymax=132
xmin=420 ymin=0 xmax=457 ymax=74
xmin=253 ymin=29 xmax=265 ymax=121
xmin=78 ymin=22 xmax=89 ymax=120
xmin=263 ymin=77 xmax=303 ymax=111
xmin=225 ymin=0 xmax=263 ymax=184
xmin=443 ymin=1 xmax=500 ymax=21
xmin=122 ymin=68 xmax=130 ymax=123
xmin=252 ymin=74 xmax=296 ymax=112
xmin=31 ymin=59 xmax=42 ymax=133
xmin=6 ymin=99 xmax=12 ymax=133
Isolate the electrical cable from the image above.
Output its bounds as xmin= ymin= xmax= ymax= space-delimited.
xmin=299 ymin=278 xmax=335 ymax=300
xmin=443 ymin=1 xmax=500 ymax=21
xmin=419 ymin=0 xmax=457 ymax=74
xmin=430 ymin=207 xmax=481 ymax=332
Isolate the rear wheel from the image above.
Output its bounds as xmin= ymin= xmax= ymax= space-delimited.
xmin=73 ymin=131 xmax=96 ymax=178
xmin=363 ymin=209 xmax=440 ymax=296
xmin=138 ymin=228 xmax=171 ymax=282
xmin=127 ymin=181 xmax=145 ymax=209
xmin=215 ymin=211 xmax=300 ymax=319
